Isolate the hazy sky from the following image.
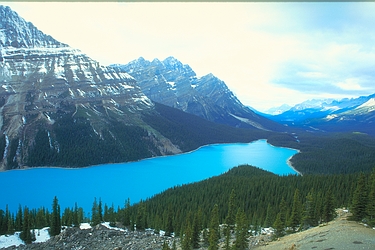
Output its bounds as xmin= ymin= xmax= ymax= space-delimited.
xmin=4 ymin=2 xmax=375 ymax=111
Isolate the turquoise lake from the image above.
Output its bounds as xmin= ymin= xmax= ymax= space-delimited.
xmin=0 ymin=139 xmax=298 ymax=214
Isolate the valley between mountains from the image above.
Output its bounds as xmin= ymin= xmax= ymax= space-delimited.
xmin=1 ymin=4 xmax=375 ymax=250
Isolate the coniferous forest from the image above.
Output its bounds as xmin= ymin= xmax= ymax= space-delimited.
xmin=1 ymin=165 xmax=375 ymax=249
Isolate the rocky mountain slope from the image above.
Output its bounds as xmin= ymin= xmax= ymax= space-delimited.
xmin=0 ymin=5 xmax=272 ymax=170
xmin=112 ymin=57 xmax=284 ymax=131
xmin=0 ymin=5 xmax=167 ymax=170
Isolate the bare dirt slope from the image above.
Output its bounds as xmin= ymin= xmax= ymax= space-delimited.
xmin=256 ymin=209 xmax=375 ymax=250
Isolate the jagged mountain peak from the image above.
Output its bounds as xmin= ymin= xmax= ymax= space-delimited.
xmin=112 ymin=57 xmax=284 ymax=131
xmin=0 ymin=5 xmax=170 ymax=170
xmin=0 ymin=5 xmax=66 ymax=48
xmin=162 ymin=56 xmax=182 ymax=67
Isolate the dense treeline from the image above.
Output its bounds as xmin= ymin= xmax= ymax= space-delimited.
xmin=0 ymin=197 xmax=84 ymax=243
xmin=21 ymin=102 xmax=272 ymax=169
xmin=26 ymin=115 xmax=156 ymax=168
xmin=145 ymin=103 xmax=375 ymax=175
xmin=1 ymin=165 xmax=374 ymax=248
xmin=143 ymin=102 xmax=270 ymax=152
xmin=125 ymin=165 xmax=359 ymax=235
xmin=268 ymin=132 xmax=375 ymax=174
xmin=350 ymin=170 xmax=375 ymax=226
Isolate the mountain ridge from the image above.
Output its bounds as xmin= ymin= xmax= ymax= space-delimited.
xmin=267 ymin=93 xmax=375 ymax=135
xmin=0 ymin=5 xmax=273 ymax=170
xmin=111 ymin=56 xmax=285 ymax=132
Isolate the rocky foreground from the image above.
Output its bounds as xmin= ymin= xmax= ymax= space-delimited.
xmin=256 ymin=209 xmax=375 ymax=250
xmin=2 ymin=224 xmax=175 ymax=250
xmin=3 ymin=210 xmax=375 ymax=250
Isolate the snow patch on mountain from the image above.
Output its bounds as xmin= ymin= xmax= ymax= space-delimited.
xmin=229 ymin=114 xmax=269 ymax=131
xmin=264 ymin=104 xmax=292 ymax=115
xmin=355 ymin=98 xmax=375 ymax=110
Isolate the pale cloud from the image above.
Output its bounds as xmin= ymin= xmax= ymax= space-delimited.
xmin=335 ymin=78 xmax=365 ymax=91
xmin=297 ymin=72 xmax=327 ymax=79
xmin=3 ymin=2 xmax=375 ymax=112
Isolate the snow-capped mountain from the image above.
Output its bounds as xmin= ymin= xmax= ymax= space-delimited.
xmin=270 ymin=94 xmax=375 ymax=122
xmin=263 ymin=104 xmax=292 ymax=116
xmin=268 ymin=94 xmax=375 ymax=134
xmin=0 ymin=6 xmax=66 ymax=48
xmin=0 ymin=5 xmax=177 ymax=170
xmin=0 ymin=5 xmax=273 ymax=170
xmin=112 ymin=57 xmax=283 ymax=131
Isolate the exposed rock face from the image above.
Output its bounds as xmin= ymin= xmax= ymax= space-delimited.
xmin=0 ymin=6 xmax=66 ymax=48
xmin=0 ymin=5 xmax=279 ymax=171
xmin=0 ymin=5 xmax=182 ymax=170
xmin=3 ymin=225 xmax=176 ymax=250
xmin=112 ymin=57 xmax=283 ymax=131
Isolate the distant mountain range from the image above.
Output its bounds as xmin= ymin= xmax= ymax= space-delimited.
xmin=111 ymin=57 xmax=283 ymax=131
xmin=266 ymin=94 xmax=375 ymax=135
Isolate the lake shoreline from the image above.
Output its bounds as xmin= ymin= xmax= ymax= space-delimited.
xmin=0 ymin=139 xmax=273 ymax=172
xmin=286 ymin=151 xmax=302 ymax=175
xmin=0 ymin=139 xmax=299 ymax=213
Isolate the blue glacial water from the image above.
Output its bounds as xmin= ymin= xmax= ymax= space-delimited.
xmin=0 ymin=139 xmax=298 ymax=213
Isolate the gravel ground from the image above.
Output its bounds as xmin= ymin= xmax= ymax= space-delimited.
xmin=256 ymin=209 xmax=375 ymax=250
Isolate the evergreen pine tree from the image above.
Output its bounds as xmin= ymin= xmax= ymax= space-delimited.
xmin=272 ymin=212 xmax=284 ymax=238
xmin=91 ymin=198 xmax=101 ymax=226
xmin=35 ymin=207 xmax=48 ymax=229
xmin=224 ymin=224 xmax=231 ymax=250
xmin=208 ymin=204 xmax=220 ymax=250
xmin=315 ymin=191 xmax=324 ymax=224
xmin=73 ymin=203 xmax=79 ymax=227
xmin=15 ymin=205 xmax=23 ymax=231
xmin=226 ymin=189 xmax=236 ymax=228
xmin=322 ymin=189 xmax=336 ymax=223
xmin=7 ymin=213 xmax=14 ymax=234
xmin=98 ymin=198 xmax=103 ymax=222
xmin=278 ymin=197 xmax=287 ymax=229
xmin=366 ymin=169 xmax=375 ymax=226
xmin=21 ymin=207 xmax=32 ymax=244
xmin=350 ymin=173 xmax=368 ymax=221
xmin=208 ymin=228 xmax=220 ymax=250
xmin=224 ymin=189 xmax=236 ymax=250
xmin=109 ymin=204 xmax=116 ymax=227
xmin=203 ymin=228 xmax=209 ymax=247
xmin=302 ymin=189 xmax=318 ymax=228
xmin=288 ymin=189 xmax=302 ymax=231
xmin=182 ymin=222 xmax=192 ymax=250
xmin=4 ymin=205 xmax=13 ymax=234
xmin=263 ymin=203 xmax=273 ymax=227
xmin=50 ymin=196 xmax=61 ymax=236
xmin=104 ymin=204 xmax=109 ymax=222
xmin=234 ymin=208 xmax=248 ymax=250
xmin=62 ymin=207 xmax=73 ymax=226
xmin=165 ymin=204 xmax=174 ymax=237
xmin=136 ymin=202 xmax=147 ymax=230
xmin=123 ymin=198 xmax=131 ymax=227
xmin=191 ymin=210 xmax=201 ymax=249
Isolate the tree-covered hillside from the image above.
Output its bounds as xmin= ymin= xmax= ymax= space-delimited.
xmin=143 ymin=102 xmax=271 ymax=152
xmin=268 ymin=132 xmax=375 ymax=174
xmin=126 ymin=165 xmax=361 ymax=235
